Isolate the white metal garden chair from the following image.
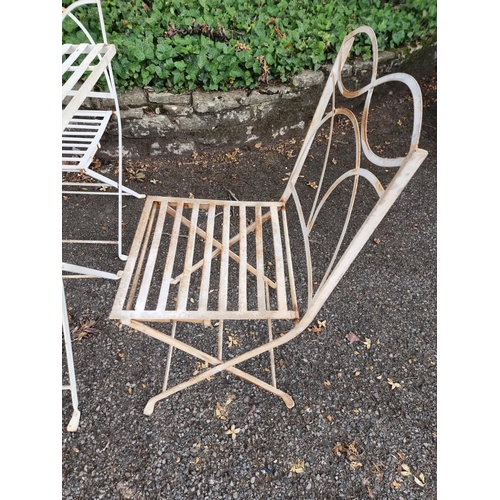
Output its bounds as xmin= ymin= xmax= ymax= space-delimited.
xmin=62 ymin=0 xmax=144 ymax=260
xmin=110 ymin=26 xmax=428 ymax=415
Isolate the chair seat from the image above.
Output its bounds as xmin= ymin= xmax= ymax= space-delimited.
xmin=111 ymin=196 xmax=300 ymax=324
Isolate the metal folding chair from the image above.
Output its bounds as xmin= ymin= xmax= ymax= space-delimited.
xmin=62 ymin=0 xmax=144 ymax=261
xmin=110 ymin=26 xmax=428 ymax=415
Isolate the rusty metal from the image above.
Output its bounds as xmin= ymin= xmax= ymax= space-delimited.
xmin=110 ymin=26 xmax=428 ymax=415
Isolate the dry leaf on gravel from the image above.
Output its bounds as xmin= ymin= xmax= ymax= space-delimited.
xmin=71 ymin=317 xmax=101 ymax=341
xmin=346 ymin=331 xmax=362 ymax=344
xmin=414 ymin=472 xmax=425 ymax=487
xmin=290 ymin=459 xmax=305 ymax=473
xmin=225 ymin=424 xmax=240 ymax=440
xmin=387 ymin=378 xmax=401 ymax=390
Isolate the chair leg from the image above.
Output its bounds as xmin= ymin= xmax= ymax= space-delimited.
xmin=124 ymin=320 xmax=295 ymax=415
xmin=265 ymin=285 xmax=277 ymax=388
xmin=144 ymin=362 xmax=294 ymax=416
xmin=62 ymin=282 xmax=81 ymax=432
xmin=162 ymin=321 xmax=177 ymax=392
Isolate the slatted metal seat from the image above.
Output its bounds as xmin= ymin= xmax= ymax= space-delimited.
xmin=110 ymin=26 xmax=428 ymax=415
xmin=113 ymin=197 xmax=299 ymax=324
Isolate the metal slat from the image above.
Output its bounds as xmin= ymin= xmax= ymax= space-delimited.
xmin=62 ymin=44 xmax=104 ymax=99
xmin=114 ymin=309 xmax=298 ymax=322
xmin=110 ymin=198 xmax=156 ymax=314
xmin=61 ymin=110 xmax=111 ymax=171
xmin=176 ymin=204 xmax=200 ymax=312
xmin=255 ymin=205 xmax=266 ymax=311
xmin=157 ymin=202 xmax=184 ymax=312
xmin=218 ymin=205 xmax=231 ymax=312
xmin=135 ymin=202 xmax=169 ymax=311
xmin=281 ymin=207 xmax=298 ymax=314
xmin=61 ymin=43 xmax=86 ymax=74
xmin=238 ymin=205 xmax=248 ymax=312
xmin=125 ymin=201 xmax=158 ymax=311
xmin=62 ymin=44 xmax=116 ymax=130
xmin=270 ymin=205 xmax=287 ymax=311
xmin=198 ymin=204 xmax=216 ymax=312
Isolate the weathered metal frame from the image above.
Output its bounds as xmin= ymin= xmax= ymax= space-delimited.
xmin=62 ymin=0 xmax=144 ymax=261
xmin=62 ymin=263 xmax=119 ymax=432
xmin=110 ymin=26 xmax=428 ymax=415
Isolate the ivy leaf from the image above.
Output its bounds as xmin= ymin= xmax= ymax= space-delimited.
xmin=174 ymin=60 xmax=187 ymax=71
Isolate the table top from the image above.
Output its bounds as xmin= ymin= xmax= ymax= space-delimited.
xmin=62 ymin=43 xmax=116 ymax=130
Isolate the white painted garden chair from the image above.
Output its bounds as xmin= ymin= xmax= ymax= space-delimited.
xmin=62 ymin=0 xmax=144 ymax=260
xmin=110 ymin=26 xmax=428 ymax=415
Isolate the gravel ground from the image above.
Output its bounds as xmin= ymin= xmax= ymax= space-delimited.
xmin=61 ymin=73 xmax=436 ymax=499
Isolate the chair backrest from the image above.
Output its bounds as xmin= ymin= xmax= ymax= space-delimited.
xmin=62 ymin=0 xmax=107 ymax=45
xmin=280 ymin=26 xmax=428 ymax=326
xmin=62 ymin=0 xmax=117 ymax=100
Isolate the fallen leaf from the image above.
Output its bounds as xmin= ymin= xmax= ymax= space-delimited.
xmin=362 ymin=338 xmax=371 ymax=349
xmin=401 ymin=463 xmax=412 ymax=476
xmin=373 ymin=238 xmax=381 ymax=244
xmin=215 ymin=402 xmax=228 ymax=420
xmin=349 ymin=461 xmax=363 ymax=470
xmin=333 ymin=443 xmax=347 ymax=455
xmin=307 ymin=181 xmax=318 ymax=189
xmin=392 ymin=480 xmax=401 ymax=489
xmin=387 ymin=378 xmax=401 ymax=390
xmin=308 ymin=325 xmax=323 ymax=336
xmin=225 ymin=424 xmax=241 ymax=440
xmin=366 ymin=484 xmax=374 ymax=498
xmin=414 ymin=472 xmax=425 ymax=487
xmin=346 ymin=331 xmax=362 ymax=344
xmin=225 ymin=394 xmax=236 ymax=405
xmin=290 ymin=459 xmax=305 ymax=473
xmin=71 ymin=317 xmax=101 ymax=341
xmin=227 ymin=335 xmax=241 ymax=347
xmin=324 ymin=380 xmax=331 ymax=386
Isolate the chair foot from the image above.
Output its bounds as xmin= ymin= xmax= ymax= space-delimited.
xmin=143 ymin=400 xmax=156 ymax=416
xmin=66 ymin=409 xmax=81 ymax=432
xmin=282 ymin=393 xmax=295 ymax=408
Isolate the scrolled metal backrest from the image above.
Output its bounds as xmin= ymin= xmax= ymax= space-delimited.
xmin=280 ymin=26 xmax=427 ymax=322
xmin=62 ymin=0 xmax=119 ymax=104
xmin=62 ymin=0 xmax=107 ymax=45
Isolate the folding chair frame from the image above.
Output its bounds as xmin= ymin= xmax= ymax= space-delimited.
xmin=110 ymin=26 xmax=428 ymax=415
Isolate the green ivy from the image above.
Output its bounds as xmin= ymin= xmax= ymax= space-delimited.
xmin=62 ymin=0 xmax=436 ymax=93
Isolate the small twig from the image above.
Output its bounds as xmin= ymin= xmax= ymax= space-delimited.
xmin=97 ymin=438 xmax=110 ymax=454
xmin=163 ymin=232 xmax=189 ymax=238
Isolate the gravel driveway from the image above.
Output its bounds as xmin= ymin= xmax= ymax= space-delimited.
xmin=61 ymin=73 xmax=436 ymax=499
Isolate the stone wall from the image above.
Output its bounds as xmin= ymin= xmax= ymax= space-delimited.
xmin=94 ymin=38 xmax=436 ymax=159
